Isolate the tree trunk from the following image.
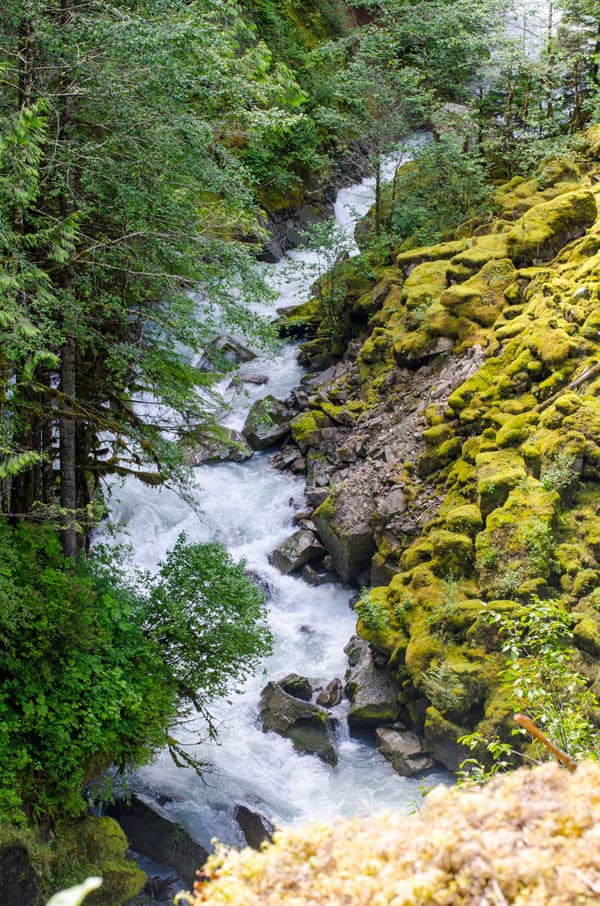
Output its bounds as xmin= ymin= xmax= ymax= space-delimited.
xmin=60 ymin=338 xmax=77 ymax=558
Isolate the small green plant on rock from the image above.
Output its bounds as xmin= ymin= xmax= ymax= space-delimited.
xmin=541 ymin=451 xmax=577 ymax=493
xmin=422 ymin=661 xmax=466 ymax=713
xmin=458 ymin=596 xmax=599 ymax=781
xmin=356 ymin=588 xmax=390 ymax=633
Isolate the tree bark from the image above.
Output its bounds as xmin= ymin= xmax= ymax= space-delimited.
xmin=60 ymin=337 xmax=77 ymax=558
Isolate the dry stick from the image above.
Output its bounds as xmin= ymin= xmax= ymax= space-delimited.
xmin=514 ymin=713 xmax=578 ymax=772
xmin=536 ymin=360 xmax=600 ymax=413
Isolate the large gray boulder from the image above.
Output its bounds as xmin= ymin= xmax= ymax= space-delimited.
xmin=269 ymin=530 xmax=325 ymax=575
xmin=259 ymin=681 xmax=338 ymax=765
xmin=375 ymin=728 xmax=435 ymax=777
xmin=312 ymin=489 xmax=376 ymax=583
xmin=107 ymin=794 xmax=208 ymax=889
xmin=344 ymin=639 xmax=400 ymax=727
xmin=242 ymin=396 xmax=292 ymax=450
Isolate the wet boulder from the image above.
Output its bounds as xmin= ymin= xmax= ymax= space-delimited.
xmin=269 ymin=530 xmax=325 ymax=575
xmin=345 ymin=640 xmax=400 ymax=727
xmin=316 ymin=677 xmax=343 ymax=708
xmin=233 ymin=805 xmax=275 ymax=850
xmin=209 ymin=334 xmax=258 ymax=365
xmin=181 ymin=426 xmax=252 ymax=466
xmin=300 ymin=563 xmax=338 ymax=586
xmin=375 ymin=728 xmax=435 ymax=777
xmin=279 ymin=673 xmax=314 ymax=701
xmin=242 ymin=396 xmax=292 ymax=450
xmin=107 ymin=794 xmax=209 ymax=889
xmin=259 ymin=681 xmax=338 ymax=765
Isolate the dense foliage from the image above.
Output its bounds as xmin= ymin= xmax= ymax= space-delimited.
xmin=2 ymin=0 xmax=600 ymax=862
xmin=0 ymin=523 xmax=271 ymax=824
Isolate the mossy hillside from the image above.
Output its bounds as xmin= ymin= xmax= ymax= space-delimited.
xmin=505 ymin=189 xmax=597 ymax=267
xmin=291 ymin=135 xmax=600 ymax=762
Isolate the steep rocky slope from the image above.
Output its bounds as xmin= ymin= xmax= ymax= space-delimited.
xmin=282 ymin=129 xmax=600 ymax=769
xmin=180 ymin=761 xmax=600 ymax=906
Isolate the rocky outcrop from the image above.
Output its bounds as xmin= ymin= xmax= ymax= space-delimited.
xmin=183 ymin=761 xmax=600 ymax=906
xmin=269 ymin=530 xmax=325 ymax=574
xmin=107 ymin=795 xmax=208 ymax=890
xmin=259 ymin=681 xmax=338 ymax=765
xmin=276 ymin=132 xmax=600 ymax=771
xmin=242 ymin=396 xmax=293 ymax=450
xmin=375 ymin=727 xmax=435 ymax=776
xmin=344 ymin=637 xmax=399 ymax=727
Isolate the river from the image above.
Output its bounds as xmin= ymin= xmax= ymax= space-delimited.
xmin=106 ymin=138 xmax=449 ymax=857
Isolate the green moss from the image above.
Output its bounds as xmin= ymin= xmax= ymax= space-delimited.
xmin=313 ymin=493 xmax=335 ymax=521
xmin=573 ymin=612 xmax=600 ymax=656
xmin=56 ymin=818 xmax=145 ymax=906
xmin=506 ymin=190 xmax=597 ymax=267
xmin=495 ymin=411 xmax=538 ymax=447
xmin=405 ymin=621 xmax=443 ymax=677
xmin=290 ymin=409 xmax=330 ymax=450
xmin=422 ymin=423 xmax=453 ymax=447
xmin=396 ymin=239 xmax=468 ymax=272
xmin=400 ymin=259 xmax=449 ymax=309
xmin=401 ymin=539 xmax=433 ymax=570
xmin=357 ymin=327 xmax=395 ymax=378
xmin=444 ymin=504 xmax=484 ymax=537
xmin=476 ymin=449 xmax=527 ymax=518
xmin=417 ymin=434 xmax=462 ymax=478
xmin=430 ymin=529 xmax=474 ymax=576
xmin=440 ymin=258 xmax=516 ymax=328
xmin=279 ymin=297 xmax=322 ymax=336
xmin=525 ymin=322 xmax=576 ymax=367
xmin=423 ymin=706 xmax=469 ymax=770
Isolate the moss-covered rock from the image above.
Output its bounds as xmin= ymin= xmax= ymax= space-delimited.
xmin=400 ymin=259 xmax=449 ymax=310
xmin=439 ymin=258 xmax=517 ymax=328
xmin=290 ymin=409 xmax=330 ymax=451
xmin=395 ymin=239 xmax=468 ymax=272
xmin=56 ymin=818 xmax=145 ymax=906
xmin=506 ymin=190 xmax=597 ymax=266
xmin=476 ymin=449 xmax=527 ymax=518
xmin=188 ymin=761 xmax=600 ymax=906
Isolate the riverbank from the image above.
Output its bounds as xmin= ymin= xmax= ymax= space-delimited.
xmin=277 ymin=128 xmax=600 ymax=772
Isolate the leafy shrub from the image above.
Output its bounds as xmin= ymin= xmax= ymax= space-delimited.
xmin=459 ymin=597 xmax=599 ymax=780
xmin=0 ymin=523 xmax=271 ymax=824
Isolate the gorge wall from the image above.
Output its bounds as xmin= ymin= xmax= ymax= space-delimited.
xmin=281 ymin=127 xmax=600 ymax=769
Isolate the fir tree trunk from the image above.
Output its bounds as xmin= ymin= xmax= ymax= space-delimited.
xmin=60 ymin=337 xmax=77 ymax=558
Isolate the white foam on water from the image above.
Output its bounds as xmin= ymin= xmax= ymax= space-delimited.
xmin=105 ymin=138 xmax=451 ymax=852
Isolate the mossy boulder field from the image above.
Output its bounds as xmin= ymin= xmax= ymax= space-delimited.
xmin=281 ymin=128 xmax=600 ymax=769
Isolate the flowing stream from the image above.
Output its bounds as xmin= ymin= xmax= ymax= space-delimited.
xmin=107 ymin=139 xmax=449 ymax=856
